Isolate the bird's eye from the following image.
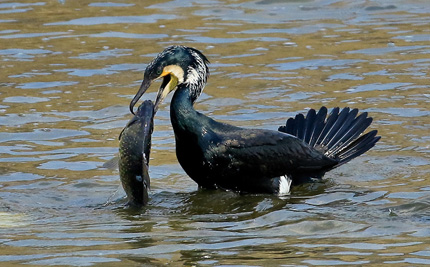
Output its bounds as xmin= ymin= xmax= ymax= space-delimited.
xmin=156 ymin=69 xmax=162 ymax=76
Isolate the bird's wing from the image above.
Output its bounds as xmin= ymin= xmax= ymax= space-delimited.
xmin=208 ymin=128 xmax=337 ymax=179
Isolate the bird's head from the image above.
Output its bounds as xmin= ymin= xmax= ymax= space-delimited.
xmin=130 ymin=45 xmax=209 ymax=114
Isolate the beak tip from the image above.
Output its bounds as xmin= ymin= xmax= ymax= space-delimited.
xmin=130 ymin=79 xmax=151 ymax=115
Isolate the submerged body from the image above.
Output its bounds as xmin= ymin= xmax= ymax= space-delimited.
xmin=119 ymin=100 xmax=154 ymax=205
xmin=129 ymin=46 xmax=380 ymax=195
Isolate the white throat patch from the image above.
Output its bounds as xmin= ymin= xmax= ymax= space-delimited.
xmin=164 ymin=65 xmax=184 ymax=83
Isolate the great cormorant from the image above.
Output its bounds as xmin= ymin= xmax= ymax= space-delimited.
xmin=129 ymin=45 xmax=380 ymax=195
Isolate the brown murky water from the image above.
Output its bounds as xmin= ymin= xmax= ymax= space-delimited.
xmin=1 ymin=0 xmax=430 ymax=266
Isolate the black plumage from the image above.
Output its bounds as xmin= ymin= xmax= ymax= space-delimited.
xmin=129 ymin=46 xmax=380 ymax=195
xmin=279 ymin=106 xmax=379 ymax=168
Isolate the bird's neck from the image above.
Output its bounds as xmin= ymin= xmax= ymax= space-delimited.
xmin=170 ymin=85 xmax=201 ymax=134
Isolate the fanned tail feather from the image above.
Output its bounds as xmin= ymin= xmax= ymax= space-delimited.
xmin=278 ymin=106 xmax=380 ymax=168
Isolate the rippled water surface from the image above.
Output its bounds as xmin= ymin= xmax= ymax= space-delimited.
xmin=1 ymin=0 xmax=430 ymax=266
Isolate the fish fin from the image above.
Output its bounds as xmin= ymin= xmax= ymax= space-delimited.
xmin=142 ymin=155 xmax=150 ymax=190
xmin=102 ymin=156 xmax=119 ymax=170
xmin=142 ymin=157 xmax=150 ymax=204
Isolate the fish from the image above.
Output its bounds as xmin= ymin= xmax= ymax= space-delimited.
xmin=118 ymin=100 xmax=154 ymax=206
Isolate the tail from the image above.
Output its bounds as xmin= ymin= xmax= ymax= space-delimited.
xmin=278 ymin=107 xmax=380 ymax=168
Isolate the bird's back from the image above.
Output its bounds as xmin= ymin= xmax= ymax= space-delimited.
xmin=175 ymin=112 xmax=338 ymax=193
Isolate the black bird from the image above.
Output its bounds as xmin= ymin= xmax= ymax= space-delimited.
xmin=129 ymin=45 xmax=380 ymax=195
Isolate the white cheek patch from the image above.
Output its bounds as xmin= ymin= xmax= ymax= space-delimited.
xmin=278 ymin=175 xmax=292 ymax=196
xmin=164 ymin=65 xmax=184 ymax=83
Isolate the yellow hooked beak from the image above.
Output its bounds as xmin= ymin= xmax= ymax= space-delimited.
xmin=154 ymin=72 xmax=179 ymax=113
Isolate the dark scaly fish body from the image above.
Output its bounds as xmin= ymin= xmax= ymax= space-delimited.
xmin=119 ymin=100 xmax=154 ymax=206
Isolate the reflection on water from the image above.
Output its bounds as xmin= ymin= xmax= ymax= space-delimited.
xmin=1 ymin=0 xmax=429 ymax=265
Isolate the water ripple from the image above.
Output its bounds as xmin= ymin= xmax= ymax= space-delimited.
xmin=0 ymin=128 xmax=89 ymax=142
xmin=89 ymin=32 xmax=168 ymax=39
xmin=45 ymin=15 xmax=178 ymax=26
xmin=268 ymin=59 xmax=365 ymax=71
xmin=1 ymin=0 xmax=430 ymax=266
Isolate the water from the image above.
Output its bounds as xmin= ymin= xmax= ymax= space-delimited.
xmin=1 ymin=0 xmax=429 ymax=265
